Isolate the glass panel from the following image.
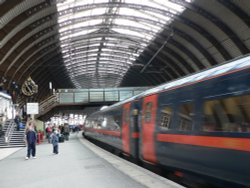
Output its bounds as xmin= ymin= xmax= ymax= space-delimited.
xmin=177 ymin=103 xmax=193 ymax=131
xmin=74 ymin=92 xmax=89 ymax=103
xmin=119 ymin=91 xmax=133 ymax=101
xmin=202 ymin=94 xmax=250 ymax=132
xmin=159 ymin=106 xmax=173 ymax=129
xmin=145 ymin=102 xmax=152 ymax=123
xmin=89 ymin=91 xmax=104 ymax=102
xmin=105 ymin=91 xmax=119 ymax=101
xmin=104 ymin=112 xmax=122 ymax=131
xmin=134 ymin=90 xmax=144 ymax=95
xmin=59 ymin=93 xmax=74 ymax=103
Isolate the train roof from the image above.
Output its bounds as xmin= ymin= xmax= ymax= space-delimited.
xmin=98 ymin=95 xmax=139 ymax=112
xmin=93 ymin=54 xmax=250 ymax=114
xmin=138 ymin=54 xmax=250 ymax=98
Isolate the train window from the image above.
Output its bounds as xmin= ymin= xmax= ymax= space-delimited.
xmin=144 ymin=102 xmax=152 ymax=123
xmin=177 ymin=103 xmax=193 ymax=131
xmin=96 ymin=116 xmax=103 ymax=129
xmin=159 ymin=106 xmax=173 ymax=129
xmin=113 ymin=113 xmax=122 ymax=130
xmin=85 ymin=120 xmax=91 ymax=128
xmin=202 ymin=94 xmax=250 ymax=132
xmin=103 ymin=113 xmax=121 ymax=131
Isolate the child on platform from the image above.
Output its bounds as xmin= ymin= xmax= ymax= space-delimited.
xmin=51 ymin=129 xmax=59 ymax=154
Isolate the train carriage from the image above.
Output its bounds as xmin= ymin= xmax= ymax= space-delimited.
xmin=154 ymin=67 xmax=250 ymax=186
xmin=84 ymin=55 xmax=250 ymax=187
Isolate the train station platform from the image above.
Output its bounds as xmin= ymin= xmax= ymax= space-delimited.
xmin=0 ymin=132 xmax=184 ymax=188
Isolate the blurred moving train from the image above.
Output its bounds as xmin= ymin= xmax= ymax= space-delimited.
xmin=83 ymin=55 xmax=250 ymax=187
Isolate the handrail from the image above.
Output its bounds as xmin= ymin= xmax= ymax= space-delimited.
xmin=4 ymin=120 xmax=15 ymax=144
xmin=39 ymin=94 xmax=58 ymax=106
xmin=38 ymin=94 xmax=59 ymax=117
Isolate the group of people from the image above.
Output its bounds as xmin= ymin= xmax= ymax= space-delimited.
xmin=25 ymin=120 xmax=60 ymax=160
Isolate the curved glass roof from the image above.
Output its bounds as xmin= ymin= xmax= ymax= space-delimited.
xmin=56 ymin=0 xmax=188 ymax=88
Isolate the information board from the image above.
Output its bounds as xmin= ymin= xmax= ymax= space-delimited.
xmin=27 ymin=103 xmax=39 ymax=114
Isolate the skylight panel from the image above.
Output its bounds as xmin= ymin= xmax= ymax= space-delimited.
xmin=75 ymin=43 xmax=99 ymax=49
xmin=67 ymin=57 xmax=97 ymax=63
xmin=100 ymin=61 xmax=130 ymax=66
xmin=119 ymin=8 xmax=154 ymax=20
xmin=58 ymin=15 xmax=73 ymax=23
xmin=75 ymin=0 xmax=108 ymax=6
xmin=61 ymin=48 xmax=70 ymax=53
xmin=85 ymin=48 xmax=99 ymax=53
xmin=63 ymin=54 xmax=70 ymax=58
xmin=56 ymin=1 xmax=74 ymax=11
xmin=73 ymin=11 xmax=91 ymax=19
xmin=104 ymin=43 xmax=116 ymax=47
xmin=114 ymin=19 xmax=138 ymax=28
xmin=112 ymin=28 xmax=146 ymax=40
xmin=97 ymin=70 xmax=124 ymax=74
xmin=70 ymin=51 xmax=96 ymax=57
xmin=143 ymin=22 xmax=161 ymax=32
xmin=76 ymin=19 xmax=102 ymax=28
xmin=114 ymin=18 xmax=152 ymax=32
xmin=74 ymin=65 xmax=96 ymax=70
xmin=137 ymin=0 xmax=169 ymax=11
xmin=148 ymin=11 xmax=172 ymax=23
xmin=153 ymin=0 xmax=185 ymax=12
xmin=59 ymin=21 xmax=101 ymax=33
xmin=60 ymin=28 xmax=98 ymax=40
xmin=56 ymin=0 xmax=187 ymax=88
xmin=119 ymin=7 xmax=165 ymax=23
xmin=90 ymin=7 xmax=107 ymax=15
xmin=71 ymin=27 xmax=94 ymax=35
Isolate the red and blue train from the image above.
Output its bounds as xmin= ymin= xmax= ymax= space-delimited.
xmin=84 ymin=55 xmax=250 ymax=187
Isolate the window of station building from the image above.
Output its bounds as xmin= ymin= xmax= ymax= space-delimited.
xmin=202 ymin=94 xmax=250 ymax=133
xmin=159 ymin=106 xmax=173 ymax=130
xmin=177 ymin=103 xmax=194 ymax=131
xmin=144 ymin=102 xmax=153 ymax=123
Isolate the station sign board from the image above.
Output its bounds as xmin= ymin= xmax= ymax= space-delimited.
xmin=27 ymin=102 xmax=39 ymax=114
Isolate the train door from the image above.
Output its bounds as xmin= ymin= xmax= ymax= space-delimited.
xmin=141 ymin=94 xmax=158 ymax=163
xmin=122 ymin=103 xmax=131 ymax=154
xmin=130 ymin=102 xmax=140 ymax=159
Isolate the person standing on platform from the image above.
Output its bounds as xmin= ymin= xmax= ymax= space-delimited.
xmin=25 ymin=124 xmax=37 ymax=160
xmin=14 ymin=114 xmax=21 ymax=131
xmin=51 ymin=129 xmax=59 ymax=154
xmin=45 ymin=124 xmax=52 ymax=143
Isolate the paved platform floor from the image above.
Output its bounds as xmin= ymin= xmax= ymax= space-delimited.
xmin=0 ymin=132 xmax=184 ymax=188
